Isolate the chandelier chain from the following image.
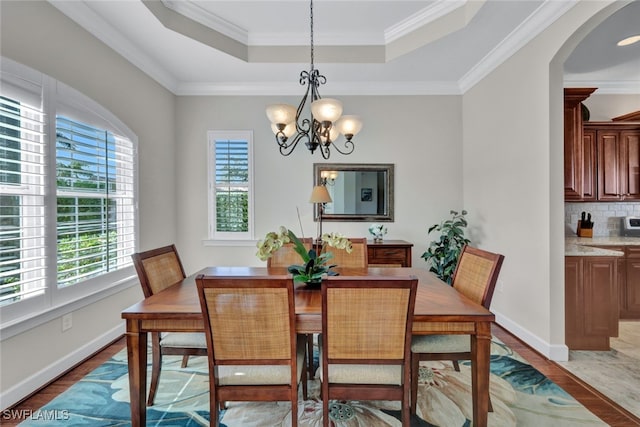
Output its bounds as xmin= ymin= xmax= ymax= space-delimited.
xmin=309 ymin=0 xmax=314 ymax=72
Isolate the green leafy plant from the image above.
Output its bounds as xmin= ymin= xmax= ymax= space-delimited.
xmin=421 ymin=210 xmax=470 ymax=284
xmin=256 ymin=226 xmax=352 ymax=284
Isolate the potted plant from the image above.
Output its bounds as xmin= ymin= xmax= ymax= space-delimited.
xmin=421 ymin=210 xmax=470 ymax=284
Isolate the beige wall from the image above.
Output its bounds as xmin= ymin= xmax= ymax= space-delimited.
xmin=0 ymin=1 xmax=175 ymax=407
xmin=462 ymin=0 xmax=623 ymax=358
xmin=174 ymin=95 xmax=463 ymax=273
xmin=584 ymin=94 xmax=640 ymax=121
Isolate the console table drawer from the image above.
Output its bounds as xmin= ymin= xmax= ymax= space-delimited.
xmin=367 ymin=240 xmax=413 ymax=267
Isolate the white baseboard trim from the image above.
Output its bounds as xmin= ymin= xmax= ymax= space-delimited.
xmin=494 ymin=311 xmax=569 ymax=362
xmin=0 ymin=324 xmax=125 ymax=410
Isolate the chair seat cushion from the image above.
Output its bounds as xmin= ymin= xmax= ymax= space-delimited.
xmin=411 ymin=334 xmax=470 ymax=353
xmin=218 ymin=336 xmax=306 ymax=386
xmin=318 ymin=341 xmax=402 ymax=385
xmin=160 ymin=332 xmax=207 ymax=348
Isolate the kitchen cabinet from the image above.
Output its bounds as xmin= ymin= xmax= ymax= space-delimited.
xmin=624 ymin=246 xmax=640 ymax=317
xmin=565 ymin=256 xmax=619 ymax=350
xmin=582 ymin=129 xmax=597 ymax=201
xmin=593 ymin=125 xmax=640 ymax=201
xmin=367 ymin=240 xmax=413 ymax=267
xmin=586 ymin=245 xmax=640 ymax=319
xmin=564 ymin=88 xmax=596 ymax=201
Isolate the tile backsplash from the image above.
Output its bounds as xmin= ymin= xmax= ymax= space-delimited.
xmin=565 ymin=202 xmax=640 ymax=236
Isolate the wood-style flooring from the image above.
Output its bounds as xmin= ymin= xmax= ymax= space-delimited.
xmin=3 ymin=324 xmax=640 ymax=426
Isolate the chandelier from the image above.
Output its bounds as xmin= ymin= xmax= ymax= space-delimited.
xmin=265 ymin=0 xmax=363 ymax=159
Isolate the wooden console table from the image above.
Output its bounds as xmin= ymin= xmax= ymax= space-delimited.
xmin=367 ymin=239 xmax=413 ymax=267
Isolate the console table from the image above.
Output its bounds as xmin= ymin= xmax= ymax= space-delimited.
xmin=367 ymin=239 xmax=413 ymax=267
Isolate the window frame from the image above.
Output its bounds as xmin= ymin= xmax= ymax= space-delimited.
xmin=0 ymin=58 xmax=139 ymax=335
xmin=207 ymin=130 xmax=254 ymax=242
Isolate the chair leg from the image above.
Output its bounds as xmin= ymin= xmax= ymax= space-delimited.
xmin=410 ymin=353 xmax=420 ymax=415
xmin=181 ymin=355 xmax=189 ymax=368
xmin=148 ymin=333 xmax=162 ymax=406
xmin=452 ymin=360 xmax=460 ymax=371
xmin=306 ymin=334 xmax=314 ymax=379
xmin=301 ymin=356 xmax=308 ymax=400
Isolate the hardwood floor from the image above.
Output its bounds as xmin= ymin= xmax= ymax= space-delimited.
xmin=3 ymin=326 xmax=640 ymax=426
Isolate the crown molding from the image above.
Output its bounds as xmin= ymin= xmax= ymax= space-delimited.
xmin=48 ymin=0 xmax=180 ymax=93
xmin=385 ymin=0 xmax=467 ymax=44
xmin=174 ymin=80 xmax=463 ymax=97
xmin=458 ymin=0 xmax=578 ymax=93
xmin=564 ymin=80 xmax=640 ymax=95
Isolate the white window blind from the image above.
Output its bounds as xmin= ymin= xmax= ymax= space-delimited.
xmin=55 ymin=117 xmax=136 ymax=288
xmin=208 ymin=130 xmax=254 ymax=240
xmin=0 ymin=57 xmax=138 ymax=327
xmin=0 ymin=89 xmax=47 ymax=306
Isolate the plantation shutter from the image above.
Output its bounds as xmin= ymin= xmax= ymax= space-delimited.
xmin=55 ymin=116 xmax=135 ymax=287
xmin=0 ymin=75 xmax=47 ymax=306
xmin=215 ymin=138 xmax=249 ymax=233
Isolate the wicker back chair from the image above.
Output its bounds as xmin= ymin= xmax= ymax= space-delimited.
xmin=410 ymin=245 xmax=504 ymax=415
xmin=196 ymin=275 xmax=307 ymax=426
xmin=131 ymin=245 xmax=207 ymax=406
xmin=328 ymin=237 xmax=368 ymax=268
xmin=319 ymin=276 xmax=418 ymax=426
xmin=267 ymin=238 xmax=313 ymax=268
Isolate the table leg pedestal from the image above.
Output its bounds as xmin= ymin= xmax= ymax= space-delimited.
xmin=471 ymin=322 xmax=492 ymax=427
xmin=126 ymin=320 xmax=147 ymax=427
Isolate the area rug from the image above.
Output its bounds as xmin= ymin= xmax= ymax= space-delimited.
xmin=19 ymin=337 xmax=606 ymax=426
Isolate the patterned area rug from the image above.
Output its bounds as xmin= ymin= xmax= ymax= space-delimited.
xmin=20 ymin=338 xmax=606 ymax=426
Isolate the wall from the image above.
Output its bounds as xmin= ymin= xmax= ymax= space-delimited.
xmin=0 ymin=1 xmax=176 ymax=408
xmin=174 ymin=95 xmax=463 ymax=273
xmin=462 ymin=0 xmax=621 ymax=360
xmin=584 ymin=94 xmax=640 ymax=121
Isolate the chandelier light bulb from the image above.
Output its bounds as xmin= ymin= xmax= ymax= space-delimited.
xmin=271 ymin=122 xmax=296 ymax=138
xmin=335 ymin=115 xmax=363 ymax=139
xmin=310 ymin=98 xmax=343 ymax=123
xmin=266 ymin=104 xmax=296 ymax=126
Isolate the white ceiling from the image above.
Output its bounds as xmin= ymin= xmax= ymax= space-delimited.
xmin=49 ymin=0 xmax=640 ymax=96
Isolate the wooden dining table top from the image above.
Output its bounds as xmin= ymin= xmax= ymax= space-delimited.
xmin=121 ymin=266 xmax=494 ymax=326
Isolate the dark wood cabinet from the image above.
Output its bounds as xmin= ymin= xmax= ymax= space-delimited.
xmin=565 ymin=256 xmax=619 ymax=350
xmin=367 ymin=240 xmax=413 ymax=267
xmin=624 ymin=246 xmax=640 ymax=317
xmin=564 ymin=88 xmax=595 ymax=201
xmin=582 ymin=129 xmax=597 ymax=201
xmin=594 ymin=125 xmax=640 ymax=201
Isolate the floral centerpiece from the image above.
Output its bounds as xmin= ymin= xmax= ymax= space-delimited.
xmin=257 ymin=226 xmax=353 ymax=285
xmin=368 ymin=223 xmax=387 ymax=242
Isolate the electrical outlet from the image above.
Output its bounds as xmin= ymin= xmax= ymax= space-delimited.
xmin=62 ymin=313 xmax=73 ymax=332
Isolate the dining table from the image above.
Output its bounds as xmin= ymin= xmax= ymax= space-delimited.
xmin=121 ymin=266 xmax=495 ymax=426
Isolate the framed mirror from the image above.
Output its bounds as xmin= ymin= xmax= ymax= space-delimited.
xmin=313 ymin=163 xmax=394 ymax=222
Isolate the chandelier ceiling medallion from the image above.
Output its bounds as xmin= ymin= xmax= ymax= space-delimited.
xmin=265 ymin=0 xmax=363 ymax=159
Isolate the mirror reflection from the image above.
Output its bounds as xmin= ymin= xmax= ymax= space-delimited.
xmin=313 ymin=163 xmax=394 ymax=222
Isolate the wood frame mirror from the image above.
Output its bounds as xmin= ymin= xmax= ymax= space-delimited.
xmin=313 ymin=163 xmax=394 ymax=222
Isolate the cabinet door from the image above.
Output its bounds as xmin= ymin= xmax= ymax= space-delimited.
xmin=625 ymin=247 xmax=640 ymax=316
xmin=621 ymin=130 xmax=640 ymax=200
xmin=597 ymin=131 xmax=623 ymax=200
xmin=582 ymin=129 xmax=597 ymax=200
xmin=583 ymin=257 xmax=619 ymax=337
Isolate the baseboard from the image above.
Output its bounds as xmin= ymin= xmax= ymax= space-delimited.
xmin=0 ymin=323 xmax=125 ymax=410
xmin=494 ymin=311 xmax=569 ymax=362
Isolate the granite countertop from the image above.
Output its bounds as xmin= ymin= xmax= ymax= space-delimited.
xmin=565 ymin=236 xmax=640 ymax=256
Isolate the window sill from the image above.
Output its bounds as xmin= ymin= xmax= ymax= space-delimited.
xmin=202 ymin=239 xmax=259 ymax=247
xmin=0 ymin=274 xmax=138 ymax=341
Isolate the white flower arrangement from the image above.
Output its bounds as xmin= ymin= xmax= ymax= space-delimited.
xmin=368 ymin=224 xmax=387 ymax=241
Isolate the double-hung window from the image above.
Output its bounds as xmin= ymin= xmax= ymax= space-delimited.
xmin=207 ymin=130 xmax=254 ymax=241
xmin=0 ymin=58 xmax=137 ymax=327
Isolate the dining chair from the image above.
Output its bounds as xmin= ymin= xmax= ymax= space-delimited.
xmin=410 ymin=244 xmax=505 ymax=415
xmin=319 ymin=275 xmax=418 ymax=427
xmin=195 ymin=275 xmax=307 ymax=427
xmin=328 ymin=237 xmax=368 ymax=268
xmin=267 ymin=237 xmax=316 ymax=379
xmin=131 ymin=244 xmax=208 ymax=406
xmin=267 ymin=237 xmax=313 ymax=268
